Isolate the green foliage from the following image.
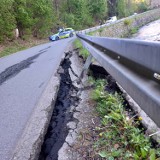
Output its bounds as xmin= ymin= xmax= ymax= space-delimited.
xmin=88 ymin=0 xmax=107 ymax=21
xmin=137 ymin=1 xmax=148 ymax=13
xmin=0 ymin=0 xmax=55 ymax=42
xmin=80 ymin=48 xmax=89 ymax=60
xmin=0 ymin=38 xmax=47 ymax=57
xmin=117 ymin=0 xmax=127 ymax=18
xmin=0 ymin=0 xmax=16 ymax=42
xmin=99 ymin=28 xmax=104 ymax=33
xmin=0 ymin=0 xmax=150 ymax=44
xmin=91 ymin=78 xmax=160 ymax=159
xmin=117 ymin=0 xmax=136 ymax=17
xmin=0 ymin=45 xmax=26 ymax=58
xmin=59 ymin=0 xmax=93 ymax=30
xmin=87 ymin=31 xmax=96 ymax=36
xmin=130 ymin=27 xmax=139 ymax=35
xmin=124 ymin=19 xmax=132 ymax=26
xmin=53 ymin=0 xmax=108 ymax=30
xmin=13 ymin=0 xmax=32 ymax=28
xmin=74 ymin=39 xmax=83 ymax=50
xmin=29 ymin=0 xmax=55 ymax=38
xmin=74 ymin=39 xmax=89 ymax=60
xmin=62 ymin=14 xmax=75 ymax=28
xmin=113 ymin=0 xmax=149 ymax=19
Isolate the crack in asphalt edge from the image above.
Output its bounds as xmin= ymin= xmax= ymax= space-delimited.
xmin=38 ymin=51 xmax=81 ymax=160
xmin=69 ymin=66 xmax=79 ymax=78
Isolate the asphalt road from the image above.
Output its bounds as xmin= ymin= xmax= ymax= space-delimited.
xmin=0 ymin=37 xmax=74 ymax=160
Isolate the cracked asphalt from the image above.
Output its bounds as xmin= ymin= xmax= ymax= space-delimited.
xmin=39 ymin=51 xmax=80 ymax=160
xmin=0 ymin=37 xmax=74 ymax=160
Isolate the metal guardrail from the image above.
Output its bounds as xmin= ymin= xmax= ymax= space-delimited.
xmin=77 ymin=33 xmax=160 ymax=127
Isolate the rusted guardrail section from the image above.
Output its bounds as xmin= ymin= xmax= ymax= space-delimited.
xmin=77 ymin=33 xmax=160 ymax=127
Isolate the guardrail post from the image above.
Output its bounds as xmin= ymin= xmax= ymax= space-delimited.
xmin=78 ymin=54 xmax=93 ymax=83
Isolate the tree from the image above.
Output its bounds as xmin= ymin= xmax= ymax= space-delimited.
xmin=0 ymin=0 xmax=16 ymax=42
xmin=60 ymin=0 xmax=93 ymax=29
xmin=0 ymin=0 xmax=150 ymax=43
xmin=107 ymin=0 xmax=117 ymax=17
xmin=28 ymin=0 xmax=55 ymax=37
xmin=13 ymin=0 xmax=33 ymax=38
xmin=88 ymin=0 xmax=108 ymax=21
xmin=117 ymin=0 xmax=126 ymax=17
xmin=12 ymin=0 xmax=55 ymax=38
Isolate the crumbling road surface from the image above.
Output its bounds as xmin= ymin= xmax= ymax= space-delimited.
xmin=0 ymin=37 xmax=75 ymax=160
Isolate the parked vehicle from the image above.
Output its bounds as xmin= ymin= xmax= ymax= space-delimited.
xmin=49 ymin=28 xmax=75 ymax=41
xmin=106 ymin=16 xmax=117 ymax=23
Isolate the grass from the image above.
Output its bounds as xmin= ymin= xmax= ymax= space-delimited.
xmin=74 ymin=39 xmax=89 ymax=60
xmin=90 ymin=78 xmax=160 ymax=160
xmin=130 ymin=27 xmax=139 ymax=35
xmin=99 ymin=28 xmax=104 ymax=33
xmin=0 ymin=38 xmax=48 ymax=58
xmin=88 ymin=31 xmax=95 ymax=36
xmin=87 ymin=27 xmax=104 ymax=36
xmin=124 ymin=19 xmax=133 ymax=26
xmin=0 ymin=44 xmax=27 ymax=58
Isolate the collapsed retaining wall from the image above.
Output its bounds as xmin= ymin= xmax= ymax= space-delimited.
xmin=90 ymin=8 xmax=160 ymax=38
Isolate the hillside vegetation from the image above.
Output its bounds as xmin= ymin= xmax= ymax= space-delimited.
xmin=0 ymin=0 xmax=149 ymax=43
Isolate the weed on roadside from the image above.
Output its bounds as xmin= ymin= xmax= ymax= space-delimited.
xmin=130 ymin=27 xmax=139 ymax=35
xmin=0 ymin=38 xmax=48 ymax=58
xmin=88 ymin=31 xmax=95 ymax=36
xmin=91 ymin=79 xmax=160 ymax=160
xmin=0 ymin=44 xmax=26 ymax=57
xmin=74 ymin=39 xmax=89 ymax=60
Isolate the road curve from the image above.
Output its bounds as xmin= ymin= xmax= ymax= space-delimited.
xmin=0 ymin=37 xmax=74 ymax=160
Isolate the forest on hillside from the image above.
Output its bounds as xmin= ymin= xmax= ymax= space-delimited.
xmin=0 ymin=0 xmax=149 ymax=42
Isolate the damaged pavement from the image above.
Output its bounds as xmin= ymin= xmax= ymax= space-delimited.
xmin=38 ymin=47 xmax=98 ymax=160
xmin=13 ymin=43 xmax=160 ymax=160
xmin=38 ymin=45 xmax=160 ymax=160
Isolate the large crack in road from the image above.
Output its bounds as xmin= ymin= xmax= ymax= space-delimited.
xmin=38 ymin=49 xmax=160 ymax=160
xmin=38 ymin=51 xmax=80 ymax=160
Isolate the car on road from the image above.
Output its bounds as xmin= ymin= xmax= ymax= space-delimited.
xmin=49 ymin=28 xmax=75 ymax=41
xmin=106 ymin=16 xmax=117 ymax=23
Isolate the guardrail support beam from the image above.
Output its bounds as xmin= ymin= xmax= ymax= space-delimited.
xmin=79 ymin=54 xmax=93 ymax=80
